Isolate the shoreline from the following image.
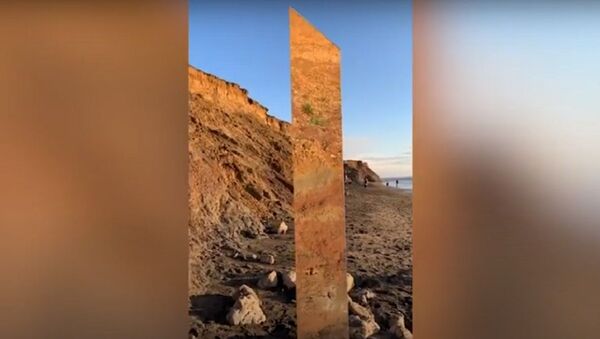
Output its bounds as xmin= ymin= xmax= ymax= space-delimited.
xmin=367 ymin=181 xmax=413 ymax=193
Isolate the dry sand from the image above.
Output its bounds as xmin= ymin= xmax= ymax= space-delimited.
xmin=190 ymin=183 xmax=412 ymax=339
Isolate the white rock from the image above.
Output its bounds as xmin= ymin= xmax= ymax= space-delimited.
xmin=282 ymin=270 xmax=296 ymax=289
xmin=259 ymin=253 xmax=275 ymax=265
xmin=226 ymin=285 xmax=266 ymax=325
xmin=257 ymin=270 xmax=278 ymax=289
xmin=277 ymin=221 xmax=288 ymax=235
xmin=346 ymin=273 xmax=355 ymax=292
xmin=390 ymin=313 xmax=413 ymax=339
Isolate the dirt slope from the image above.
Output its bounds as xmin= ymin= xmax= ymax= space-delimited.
xmin=188 ymin=66 xmax=293 ymax=296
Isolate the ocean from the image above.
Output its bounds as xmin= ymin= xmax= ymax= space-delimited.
xmin=382 ymin=177 xmax=413 ymax=190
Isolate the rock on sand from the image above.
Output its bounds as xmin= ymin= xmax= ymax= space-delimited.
xmin=226 ymin=285 xmax=267 ymax=325
xmin=257 ymin=271 xmax=278 ymax=289
xmin=277 ymin=221 xmax=288 ymax=235
xmin=259 ymin=253 xmax=275 ymax=265
xmin=282 ymin=270 xmax=296 ymax=289
xmin=347 ymin=273 xmax=355 ymax=292
xmin=348 ymin=296 xmax=380 ymax=339
xmin=390 ymin=313 xmax=413 ymax=339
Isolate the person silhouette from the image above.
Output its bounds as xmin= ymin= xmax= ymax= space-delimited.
xmin=395 ymin=179 xmax=399 ymax=188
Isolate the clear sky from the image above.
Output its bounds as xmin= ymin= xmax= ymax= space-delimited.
xmin=189 ymin=0 xmax=412 ymax=177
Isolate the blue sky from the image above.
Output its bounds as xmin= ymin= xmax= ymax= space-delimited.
xmin=189 ymin=0 xmax=412 ymax=177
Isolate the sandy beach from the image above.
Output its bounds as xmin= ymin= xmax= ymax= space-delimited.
xmin=190 ymin=182 xmax=413 ymax=338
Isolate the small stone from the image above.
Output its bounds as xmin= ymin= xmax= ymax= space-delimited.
xmin=259 ymin=253 xmax=275 ymax=265
xmin=226 ymin=285 xmax=266 ymax=325
xmin=348 ymin=296 xmax=380 ymax=338
xmin=257 ymin=270 xmax=278 ymax=289
xmin=282 ymin=270 xmax=296 ymax=289
xmin=390 ymin=313 xmax=413 ymax=339
xmin=347 ymin=273 xmax=355 ymax=292
xmin=358 ymin=289 xmax=376 ymax=305
xmin=277 ymin=221 xmax=288 ymax=235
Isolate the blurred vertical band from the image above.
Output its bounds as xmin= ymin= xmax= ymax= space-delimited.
xmin=0 ymin=2 xmax=188 ymax=338
xmin=414 ymin=1 xmax=600 ymax=338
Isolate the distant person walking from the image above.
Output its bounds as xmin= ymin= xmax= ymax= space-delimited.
xmin=395 ymin=179 xmax=399 ymax=188
xmin=386 ymin=182 xmax=389 ymax=187
xmin=344 ymin=174 xmax=350 ymax=196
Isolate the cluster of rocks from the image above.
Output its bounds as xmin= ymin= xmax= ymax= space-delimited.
xmin=230 ymin=221 xmax=288 ymax=265
xmin=346 ymin=273 xmax=412 ymax=339
xmin=225 ymin=271 xmax=412 ymax=339
xmin=256 ymin=269 xmax=297 ymax=291
xmin=232 ymin=250 xmax=276 ymax=265
xmin=226 ymin=268 xmax=296 ymax=326
xmin=348 ymin=295 xmax=380 ymax=339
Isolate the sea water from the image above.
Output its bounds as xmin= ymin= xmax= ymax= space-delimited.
xmin=382 ymin=177 xmax=412 ymax=190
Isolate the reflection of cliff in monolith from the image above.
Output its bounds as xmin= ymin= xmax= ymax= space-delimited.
xmin=188 ymin=66 xmax=293 ymax=296
xmin=290 ymin=7 xmax=349 ymax=338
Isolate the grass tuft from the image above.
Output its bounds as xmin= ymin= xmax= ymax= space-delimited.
xmin=302 ymin=102 xmax=324 ymax=126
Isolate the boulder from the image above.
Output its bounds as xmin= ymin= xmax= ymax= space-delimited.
xmin=226 ymin=285 xmax=266 ymax=325
xmin=257 ymin=271 xmax=278 ymax=289
xmin=282 ymin=270 xmax=296 ymax=289
xmin=390 ymin=313 xmax=413 ymax=339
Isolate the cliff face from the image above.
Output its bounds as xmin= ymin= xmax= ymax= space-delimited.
xmin=344 ymin=160 xmax=381 ymax=184
xmin=187 ymin=66 xmax=383 ymax=296
xmin=188 ymin=66 xmax=292 ymax=295
xmin=188 ymin=67 xmax=288 ymax=134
